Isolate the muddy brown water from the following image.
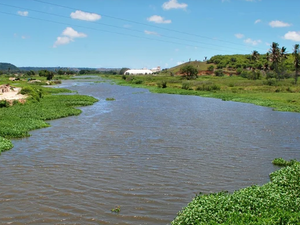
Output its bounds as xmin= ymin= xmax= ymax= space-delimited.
xmin=1 ymin=78 xmax=300 ymax=224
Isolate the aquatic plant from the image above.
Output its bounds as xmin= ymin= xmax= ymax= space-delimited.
xmin=106 ymin=98 xmax=115 ymax=101
xmin=0 ymin=136 xmax=13 ymax=153
xmin=0 ymin=92 xmax=98 ymax=151
xmin=172 ymin=160 xmax=300 ymax=224
xmin=272 ymin=158 xmax=296 ymax=166
xmin=111 ymin=206 xmax=121 ymax=213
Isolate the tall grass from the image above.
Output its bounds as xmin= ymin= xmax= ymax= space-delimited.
xmin=172 ymin=160 xmax=300 ymax=224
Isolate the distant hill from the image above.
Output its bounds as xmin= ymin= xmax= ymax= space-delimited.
xmin=167 ymin=61 xmax=214 ymax=74
xmin=168 ymin=53 xmax=295 ymax=74
xmin=0 ymin=63 xmax=19 ymax=72
xmin=18 ymin=67 xmax=120 ymax=72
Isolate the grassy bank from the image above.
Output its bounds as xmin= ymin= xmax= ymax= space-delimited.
xmin=101 ymin=74 xmax=300 ymax=113
xmin=172 ymin=159 xmax=300 ymax=224
xmin=0 ymin=85 xmax=98 ymax=154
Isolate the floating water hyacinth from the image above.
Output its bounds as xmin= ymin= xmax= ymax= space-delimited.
xmin=172 ymin=160 xmax=300 ymax=224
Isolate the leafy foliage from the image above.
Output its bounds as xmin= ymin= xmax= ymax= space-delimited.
xmin=180 ymin=65 xmax=198 ymax=80
xmin=39 ymin=70 xmax=54 ymax=80
xmin=0 ymin=136 xmax=13 ymax=153
xmin=172 ymin=160 xmax=300 ymax=225
xmin=272 ymin=158 xmax=297 ymax=166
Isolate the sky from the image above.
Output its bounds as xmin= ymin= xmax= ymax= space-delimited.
xmin=0 ymin=0 xmax=300 ymax=69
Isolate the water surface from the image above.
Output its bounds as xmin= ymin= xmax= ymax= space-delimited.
xmin=1 ymin=79 xmax=300 ymax=224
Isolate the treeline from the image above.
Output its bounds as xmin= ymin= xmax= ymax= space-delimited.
xmin=205 ymin=42 xmax=300 ymax=83
xmin=208 ymin=53 xmax=294 ymax=71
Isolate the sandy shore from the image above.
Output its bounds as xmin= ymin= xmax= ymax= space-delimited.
xmin=0 ymin=87 xmax=27 ymax=100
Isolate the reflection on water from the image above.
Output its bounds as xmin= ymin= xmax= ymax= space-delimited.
xmin=1 ymin=78 xmax=300 ymax=224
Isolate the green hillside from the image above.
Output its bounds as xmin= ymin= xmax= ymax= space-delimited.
xmin=167 ymin=53 xmax=295 ymax=75
xmin=167 ymin=61 xmax=214 ymax=74
xmin=0 ymin=63 xmax=19 ymax=72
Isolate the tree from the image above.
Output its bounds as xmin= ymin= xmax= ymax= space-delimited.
xmin=180 ymin=65 xmax=198 ymax=80
xmin=119 ymin=68 xmax=130 ymax=75
xmin=268 ymin=42 xmax=287 ymax=81
xmin=249 ymin=50 xmax=260 ymax=80
xmin=39 ymin=70 xmax=54 ymax=80
xmin=292 ymin=44 xmax=300 ymax=84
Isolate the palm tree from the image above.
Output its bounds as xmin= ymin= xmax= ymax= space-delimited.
xmin=268 ymin=42 xmax=286 ymax=81
xmin=292 ymin=44 xmax=300 ymax=84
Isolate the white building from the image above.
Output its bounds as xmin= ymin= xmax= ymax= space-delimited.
xmin=124 ymin=69 xmax=153 ymax=75
xmin=151 ymin=66 xmax=161 ymax=73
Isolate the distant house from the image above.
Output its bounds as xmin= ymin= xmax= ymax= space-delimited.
xmin=151 ymin=66 xmax=161 ymax=73
xmin=124 ymin=69 xmax=153 ymax=75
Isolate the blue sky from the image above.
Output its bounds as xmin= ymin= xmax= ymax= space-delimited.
xmin=1 ymin=0 xmax=300 ymax=69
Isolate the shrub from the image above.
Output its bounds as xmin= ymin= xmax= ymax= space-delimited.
xmin=263 ymin=78 xmax=277 ymax=86
xmin=0 ymin=100 xmax=10 ymax=108
xmin=133 ymin=79 xmax=143 ymax=84
xmin=20 ymin=86 xmax=44 ymax=102
xmin=196 ymin=84 xmax=220 ymax=91
xmin=236 ymin=68 xmax=243 ymax=75
xmin=157 ymin=81 xmax=167 ymax=88
xmin=208 ymin=65 xmax=214 ymax=71
xmin=215 ymin=69 xmax=224 ymax=77
xmin=240 ymin=71 xmax=249 ymax=78
xmin=182 ymin=82 xmax=191 ymax=90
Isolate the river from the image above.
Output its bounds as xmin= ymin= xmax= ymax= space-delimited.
xmin=0 ymin=78 xmax=300 ymax=224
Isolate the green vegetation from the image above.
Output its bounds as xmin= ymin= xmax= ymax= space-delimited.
xmin=106 ymin=97 xmax=115 ymax=101
xmin=172 ymin=160 xmax=300 ymax=224
xmin=101 ymin=74 xmax=300 ymax=113
xmin=272 ymin=158 xmax=297 ymax=167
xmin=111 ymin=206 xmax=121 ymax=213
xmin=0 ymin=136 xmax=13 ymax=153
xmin=0 ymin=84 xmax=98 ymax=153
xmin=180 ymin=65 xmax=198 ymax=80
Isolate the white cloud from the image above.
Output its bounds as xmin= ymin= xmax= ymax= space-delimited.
xmin=244 ymin=38 xmax=262 ymax=46
xmin=235 ymin=33 xmax=244 ymax=39
xmin=177 ymin=61 xmax=184 ymax=65
xmin=255 ymin=19 xmax=261 ymax=24
xmin=162 ymin=0 xmax=188 ymax=10
xmin=53 ymin=27 xmax=87 ymax=48
xmin=17 ymin=11 xmax=28 ymax=16
xmin=269 ymin=20 xmax=291 ymax=28
xmin=283 ymin=31 xmax=300 ymax=42
xmin=62 ymin=27 xmax=87 ymax=38
xmin=53 ymin=36 xmax=73 ymax=48
xmin=70 ymin=10 xmax=101 ymax=21
xmin=144 ymin=30 xmax=159 ymax=36
xmin=147 ymin=15 xmax=171 ymax=24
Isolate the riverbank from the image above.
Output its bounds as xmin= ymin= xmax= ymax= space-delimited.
xmin=172 ymin=159 xmax=300 ymax=224
xmin=101 ymin=74 xmax=300 ymax=113
xmin=0 ymin=85 xmax=98 ymax=153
